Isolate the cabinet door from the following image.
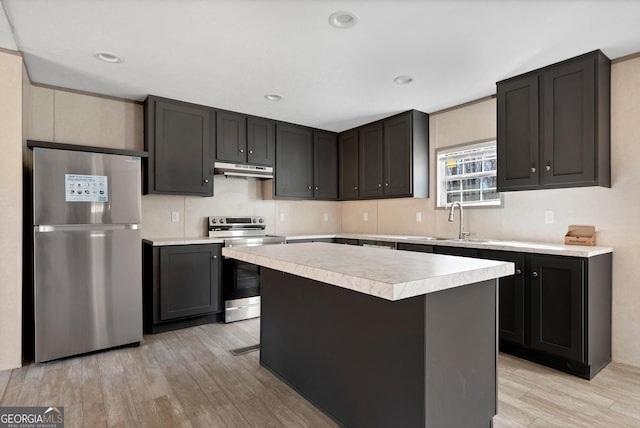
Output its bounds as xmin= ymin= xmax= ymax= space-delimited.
xmin=275 ymin=124 xmax=314 ymax=198
xmin=530 ymin=255 xmax=584 ymax=361
xmin=159 ymin=244 xmax=221 ymax=321
xmin=358 ymin=123 xmax=384 ymax=198
xmin=247 ymin=117 xmax=275 ymax=166
xmin=383 ymin=113 xmax=412 ymax=197
xmin=479 ymin=250 xmax=526 ymax=345
xmin=314 ymin=131 xmax=338 ymax=200
xmin=542 ymin=56 xmax=595 ymax=186
xmin=152 ymin=99 xmax=213 ymax=196
xmin=339 ymin=130 xmax=359 ymax=199
xmin=433 ymin=246 xmax=478 ymax=258
xmin=497 ymin=75 xmax=540 ymax=191
xmin=396 ymin=243 xmax=434 ymax=253
xmin=216 ymin=111 xmax=247 ymax=163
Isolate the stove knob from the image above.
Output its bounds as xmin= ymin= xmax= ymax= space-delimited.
xmin=252 ymin=218 xmax=257 ymax=223
xmin=220 ymin=218 xmax=225 ymax=224
xmin=211 ymin=219 xmax=217 ymax=224
xmin=259 ymin=218 xmax=264 ymax=223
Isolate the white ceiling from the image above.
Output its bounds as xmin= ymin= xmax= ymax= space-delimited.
xmin=2 ymin=0 xmax=640 ymax=132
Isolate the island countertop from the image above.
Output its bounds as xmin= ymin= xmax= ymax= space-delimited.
xmin=222 ymin=242 xmax=514 ymax=301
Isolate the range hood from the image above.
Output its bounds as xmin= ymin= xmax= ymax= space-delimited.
xmin=214 ymin=162 xmax=274 ymax=179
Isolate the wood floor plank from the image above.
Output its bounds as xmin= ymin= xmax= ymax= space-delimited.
xmin=2 ymin=319 xmax=640 ymax=427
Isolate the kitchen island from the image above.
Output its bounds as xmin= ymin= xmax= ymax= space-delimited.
xmin=222 ymin=242 xmax=514 ymax=428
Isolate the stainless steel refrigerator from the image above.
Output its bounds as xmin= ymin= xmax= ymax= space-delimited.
xmin=31 ymin=144 xmax=143 ymax=362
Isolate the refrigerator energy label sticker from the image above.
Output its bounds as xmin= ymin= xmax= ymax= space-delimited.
xmin=65 ymin=174 xmax=108 ymax=202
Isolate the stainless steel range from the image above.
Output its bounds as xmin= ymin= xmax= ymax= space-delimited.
xmin=208 ymin=216 xmax=285 ymax=323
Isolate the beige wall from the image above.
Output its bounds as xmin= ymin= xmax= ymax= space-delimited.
xmin=0 ymin=50 xmax=23 ymax=371
xmin=15 ymin=55 xmax=640 ymax=368
xmin=341 ymin=57 xmax=640 ymax=367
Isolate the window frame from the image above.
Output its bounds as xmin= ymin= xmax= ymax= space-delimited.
xmin=435 ymin=139 xmax=502 ymax=209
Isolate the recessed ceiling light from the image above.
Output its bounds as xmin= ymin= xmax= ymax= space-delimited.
xmin=394 ymin=75 xmax=414 ymax=85
xmin=264 ymin=94 xmax=283 ymax=101
xmin=329 ymin=11 xmax=358 ymax=29
xmin=94 ymin=51 xmax=122 ymax=64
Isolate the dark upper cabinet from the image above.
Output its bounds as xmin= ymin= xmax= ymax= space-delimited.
xmin=313 ymin=131 xmax=338 ymax=199
xmin=345 ymin=110 xmax=429 ymax=201
xmin=358 ymin=122 xmax=384 ymax=198
xmin=216 ymin=111 xmax=247 ymax=163
xmin=384 ymin=113 xmax=412 ymax=196
xmin=497 ymin=50 xmax=610 ymax=191
xmin=247 ymin=117 xmax=275 ymax=166
xmin=275 ymin=124 xmax=314 ymax=199
xmin=497 ymin=75 xmax=540 ymax=189
xmin=339 ymin=130 xmax=359 ymax=199
xmin=216 ymin=112 xmax=275 ymax=166
xmin=144 ymin=96 xmax=214 ymax=196
xmin=479 ymin=250 xmax=526 ymax=346
xmin=275 ymin=124 xmax=338 ymax=200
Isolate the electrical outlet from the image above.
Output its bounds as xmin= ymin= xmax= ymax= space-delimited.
xmin=544 ymin=210 xmax=555 ymax=224
xmin=323 ymin=213 xmax=329 ymax=222
xmin=415 ymin=212 xmax=422 ymax=222
xmin=279 ymin=212 xmax=285 ymax=222
xmin=363 ymin=212 xmax=368 ymax=222
xmin=171 ymin=211 xmax=179 ymax=223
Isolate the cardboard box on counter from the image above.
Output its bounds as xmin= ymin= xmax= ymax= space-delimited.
xmin=564 ymin=225 xmax=596 ymax=246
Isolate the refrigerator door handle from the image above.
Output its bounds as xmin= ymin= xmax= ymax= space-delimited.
xmin=35 ymin=224 xmax=140 ymax=233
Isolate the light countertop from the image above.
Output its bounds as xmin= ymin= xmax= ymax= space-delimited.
xmin=222 ymin=242 xmax=514 ymax=301
xmin=279 ymin=233 xmax=612 ymax=258
xmin=143 ymin=233 xmax=612 ymax=258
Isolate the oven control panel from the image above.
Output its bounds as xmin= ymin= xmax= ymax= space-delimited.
xmin=208 ymin=216 xmax=265 ymax=226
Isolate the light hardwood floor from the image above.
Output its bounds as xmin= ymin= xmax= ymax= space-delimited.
xmin=1 ymin=319 xmax=639 ymax=427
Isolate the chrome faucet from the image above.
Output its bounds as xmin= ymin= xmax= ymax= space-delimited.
xmin=448 ymin=201 xmax=470 ymax=240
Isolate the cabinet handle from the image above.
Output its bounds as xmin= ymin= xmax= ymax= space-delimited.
xmin=515 ymin=268 xmax=522 ymax=275
xmin=204 ymin=179 xmax=209 ymax=183
xmin=315 ymin=186 xmax=319 ymax=190
xmin=532 ymin=271 xmax=538 ymax=277
xmin=212 ymin=255 xmax=217 ymax=259
xmin=531 ymin=167 xmax=536 ymax=173
xmin=308 ymin=186 xmax=312 ymax=190
xmin=385 ymin=183 xmax=389 ymax=187
xmin=249 ymin=150 xmax=253 ymax=154
xmin=545 ymin=163 xmax=551 ymax=171
xmin=354 ymin=186 xmax=358 ymax=190
xmin=239 ymin=149 xmax=244 ymax=153
xmin=378 ymin=183 xmax=382 ymax=188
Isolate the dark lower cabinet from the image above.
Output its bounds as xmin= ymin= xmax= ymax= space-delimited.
xmin=401 ymin=242 xmax=611 ymax=379
xmin=479 ymin=250 xmax=526 ymax=346
xmin=143 ymin=243 xmax=222 ymax=333
xmin=529 ymin=255 xmax=584 ymax=361
xmin=396 ymin=243 xmax=434 ymax=253
xmin=434 ymin=246 xmax=478 ymax=258
xmin=335 ymin=238 xmax=359 ymax=245
xmin=285 ymin=238 xmax=336 ymax=244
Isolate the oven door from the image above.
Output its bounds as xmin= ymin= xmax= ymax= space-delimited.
xmin=223 ymin=257 xmax=261 ymax=301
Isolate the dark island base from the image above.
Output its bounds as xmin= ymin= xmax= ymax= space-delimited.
xmin=260 ymin=268 xmax=498 ymax=428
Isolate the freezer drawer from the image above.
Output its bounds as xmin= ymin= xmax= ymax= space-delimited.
xmin=34 ymin=225 xmax=142 ymax=362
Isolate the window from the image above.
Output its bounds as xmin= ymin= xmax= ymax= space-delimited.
xmin=436 ymin=140 xmax=501 ymax=208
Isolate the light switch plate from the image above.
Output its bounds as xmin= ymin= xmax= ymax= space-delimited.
xmin=323 ymin=213 xmax=329 ymax=222
xmin=416 ymin=212 xmax=422 ymax=222
xmin=171 ymin=211 xmax=179 ymax=223
xmin=363 ymin=212 xmax=368 ymax=222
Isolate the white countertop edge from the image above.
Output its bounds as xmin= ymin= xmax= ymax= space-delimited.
xmin=143 ymin=237 xmax=225 ymax=246
xmin=281 ymin=233 xmax=612 ymax=257
xmin=222 ymin=245 xmax=514 ymax=301
xmin=143 ymin=232 xmax=612 ymax=257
